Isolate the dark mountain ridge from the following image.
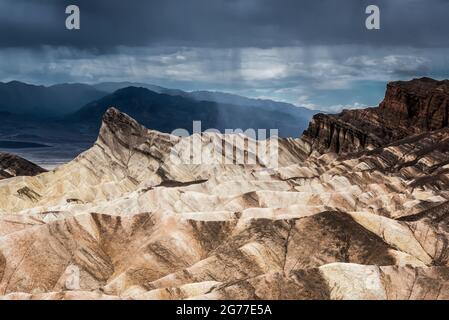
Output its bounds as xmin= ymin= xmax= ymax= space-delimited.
xmin=70 ymin=86 xmax=309 ymax=137
xmin=0 ymin=80 xmax=319 ymax=137
xmin=94 ymin=82 xmax=320 ymax=128
xmin=0 ymin=81 xmax=107 ymax=117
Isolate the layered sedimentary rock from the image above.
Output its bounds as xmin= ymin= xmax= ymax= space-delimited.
xmin=379 ymin=77 xmax=449 ymax=131
xmin=0 ymin=153 xmax=46 ymax=180
xmin=304 ymin=77 xmax=449 ymax=153
xmin=0 ymin=79 xmax=449 ymax=300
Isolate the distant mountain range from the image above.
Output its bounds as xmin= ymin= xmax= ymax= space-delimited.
xmin=92 ymin=82 xmax=319 ymax=130
xmin=92 ymin=82 xmax=185 ymax=97
xmin=0 ymin=80 xmax=322 ymax=138
xmin=0 ymin=81 xmax=106 ymax=117
xmin=70 ymin=86 xmax=315 ymax=137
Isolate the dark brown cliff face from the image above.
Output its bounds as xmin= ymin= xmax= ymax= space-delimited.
xmin=0 ymin=153 xmax=46 ymax=180
xmin=380 ymin=78 xmax=449 ymax=131
xmin=303 ymin=77 xmax=449 ymax=154
xmin=303 ymin=111 xmax=385 ymax=153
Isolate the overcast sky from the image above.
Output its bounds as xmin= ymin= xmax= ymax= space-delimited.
xmin=1 ymin=0 xmax=449 ymax=111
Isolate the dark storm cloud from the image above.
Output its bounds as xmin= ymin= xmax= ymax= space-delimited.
xmin=1 ymin=0 xmax=449 ymax=50
xmin=1 ymin=0 xmax=449 ymax=112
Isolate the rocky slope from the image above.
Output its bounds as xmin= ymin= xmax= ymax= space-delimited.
xmin=0 ymin=153 xmax=46 ymax=180
xmin=303 ymin=77 xmax=449 ymax=153
xmin=0 ymin=79 xmax=449 ymax=300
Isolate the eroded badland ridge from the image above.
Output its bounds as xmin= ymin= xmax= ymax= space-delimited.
xmin=0 ymin=78 xmax=448 ymax=300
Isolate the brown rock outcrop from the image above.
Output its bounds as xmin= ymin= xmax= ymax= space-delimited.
xmin=303 ymin=77 xmax=449 ymax=153
xmin=380 ymin=77 xmax=449 ymax=131
xmin=0 ymin=153 xmax=46 ymax=180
